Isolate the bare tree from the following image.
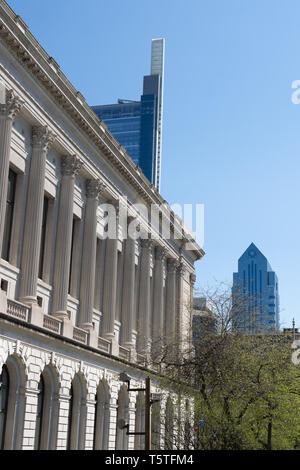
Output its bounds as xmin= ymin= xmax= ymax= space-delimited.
xmin=147 ymin=283 xmax=300 ymax=450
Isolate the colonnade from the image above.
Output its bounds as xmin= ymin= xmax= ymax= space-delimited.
xmin=0 ymin=89 xmax=192 ymax=357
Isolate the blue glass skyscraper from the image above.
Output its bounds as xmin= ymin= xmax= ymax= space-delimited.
xmin=232 ymin=243 xmax=280 ymax=334
xmin=92 ymin=39 xmax=165 ymax=192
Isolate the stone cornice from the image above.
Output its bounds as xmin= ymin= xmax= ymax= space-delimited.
xmin=0 ymin=1 xmax=204 ymax=261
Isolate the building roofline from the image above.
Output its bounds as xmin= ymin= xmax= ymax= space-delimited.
xmin=0 ymin=1 xmax=204 ymax=261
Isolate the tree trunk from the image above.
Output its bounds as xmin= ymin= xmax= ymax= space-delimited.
xmin=267 ymin=419 xmax=272 ymax=450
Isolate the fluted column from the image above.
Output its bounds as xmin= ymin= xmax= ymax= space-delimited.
xmin=19 ymin=126 xmax=56 ymax=304
xmin=137 ymin=239 xmax=152 ymax=354
xmin=0 ymin=89 xmax=23 ymax=256
xmin=152 ymin=246 xmax=166 ymax=352
xmin=79 ymin=179 xmax=105 ymax=327
xmin=165 ymin=259 xmax=178 ymax=344
xmin=102 ymin=211 xmax=119 ymax=340
xmin=120 ymin=232 xmax=136 ymax=349
xmin=52 ymin=155 xmax=83 ymax=318
xmin=176 ymin=262 xmax=186 ymax=348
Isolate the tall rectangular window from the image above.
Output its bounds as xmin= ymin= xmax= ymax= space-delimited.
xmin=68 ymin=216 xmax=81 ymax=298
xmin=38 ymin=196 xmax=49 ymax=280
xmin=2 ymin=169 xmax=17 ymax=262
xmin=68 ymin=217 xmax=76 ymax=295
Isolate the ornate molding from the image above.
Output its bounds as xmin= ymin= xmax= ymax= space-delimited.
xmin=32 ymin=125 xmax=56 ymax=150
xmin=0 ymin=88 xmax=24 ymax=119
xmin=0 ymin=8 xmax=204 ymax=261
xmin=177 ymin=262 xmax=186 ymax=277
xmin=86 ymin=178 xmax=106 ymax=199
xmin=140 ymin=238 xmax=153 ymax=251
xmin=61 ymin=154 xmax=83 ymax=176
xmin=155 ymin=245 xmax=167 ymax=262
xmin=190 ymin=273 xmax=196 ymax=286
xmin=167 ymin=258 xmax=179 ymax=273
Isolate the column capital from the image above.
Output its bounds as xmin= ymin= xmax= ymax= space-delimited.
xmin=32 ymin=125 xmax=56 ymax=150
xmin=177 ymin=262 xmax=186 ymax=277
xmin=167 ymin=258 xmax=179 ymax=273
xmin=190 ymin=273 xmax=196 ymax=286
xmin=61 ymin=154 xmax=83 ymax=176
xmin=86 ymin=178 xmax=106 ymax=199
xmin=140 ymin=238 xmax=153 ymax=251
xmin=155 ymin=245 xmax=167 ymax=261
xmin=0 ymin=89 xmax=24 ymax=119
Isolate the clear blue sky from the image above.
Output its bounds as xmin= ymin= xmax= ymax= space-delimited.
xmin=6 ymin=0 xmax=300 ymax=329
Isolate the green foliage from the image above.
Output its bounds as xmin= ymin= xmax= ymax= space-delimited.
xmin=151 ymin=285 xmax=300 ymax=450
xmin=192 ymin=334 xmax=300 ymax=450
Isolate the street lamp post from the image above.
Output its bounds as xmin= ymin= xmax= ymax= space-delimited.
xmin=118 ymin=373 xmax=158 ymax=450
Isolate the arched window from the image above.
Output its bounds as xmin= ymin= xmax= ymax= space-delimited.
xmin=93 ymin=380 xmax=110 ymax=450
xmin=134 ymin=392 xmax=144 ymax=450
xmin=34 ymin=374 xmax=45 ymax=449
xmin=67 ymin=375 xmax=87 ymax=450
xmin=0 ymin=356 xmax=26 ymax=449
xmin=0 ymin=365 xmax=9 ymax=450
xmin=164 ymin=397 xmax=174 ymax=450
xmin=34 ymin=367 xmax=59 ymax=450
xmin=115 ymin=386 xmax=129 ymax=450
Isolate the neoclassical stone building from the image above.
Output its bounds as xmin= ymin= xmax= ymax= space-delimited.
xmin=0 ymin=1 xmax=204 ymax=450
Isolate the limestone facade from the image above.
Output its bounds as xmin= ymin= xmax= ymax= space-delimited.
xmin=0 ymin=1 xmax=204 ymax=450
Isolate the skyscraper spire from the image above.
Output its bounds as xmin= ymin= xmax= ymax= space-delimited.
xmin=293 ymin=318 xmax=296 ymax=341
